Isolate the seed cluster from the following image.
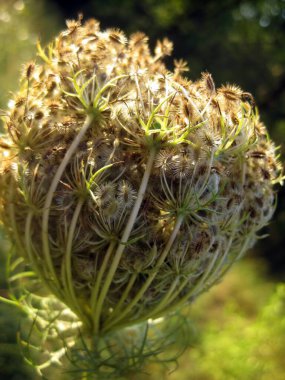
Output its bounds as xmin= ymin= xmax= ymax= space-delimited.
xmin=0 ymin=18 xmax=282 ymax=334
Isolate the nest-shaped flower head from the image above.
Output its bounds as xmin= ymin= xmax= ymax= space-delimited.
xmin=0 ymin=18 xmax=282 ymax=334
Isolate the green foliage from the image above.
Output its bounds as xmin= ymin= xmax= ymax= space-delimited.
xmin=167 ymin=261 xmax=285 ymax=380
xmin=0 ymin=232 xmax=35 ymax=379
xmin=0 ymin=306 xmax=34 ymax=380
xmin=63 ymin=316 xmax=193 ymax=380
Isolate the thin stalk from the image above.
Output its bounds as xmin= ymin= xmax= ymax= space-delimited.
xmin=152 ymin=240 xmax=246 ymax=321
xmin=203 ymin=234 xmax=252 ymax=294
xmin=162 ymin=276 xmax=192 ymax=309
xmin=8 ymin=186 xmax=61 ymax=299
xmin=152 ymin=250 xmax=222 ymax=319
xmin=64 ymin=199 xmax=91 ymax=329
xmin=105 ymin=236 xmax=252 ymax=333
xmin=103 ymin=214 xmax=184 ymax=332
xmin=201 ymin=236 xmax=234 ymax=290
xmin=108 ymin=272 xmax=137 ymax=316
xmin=115 ymin=276 xmax=181 ymax=329
xmin=93 ymin=148 xmax=156 ymax=334
xmin=8 ymin=183 xmax=26 ymax=257
xmin=41 ymin=114 xmax=94 ymax=294
xmin=25 ymin=211 xmax=62 ymax=300
xmin=184 ymin=248 xmax=220 ymax=299
xmin=113 ymin=246 xmax=221 ymax=331
xmin=144 ymin=276 xmax=180 ymax=318
xmin=203 ymin=201 xmax=246 ymax=289
xmin=105 ymin=276 xmax=195 ymax=333
xmin=90 ymin=241 xmax=117 ymax=315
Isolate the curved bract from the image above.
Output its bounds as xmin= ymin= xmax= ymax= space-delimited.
xmin=0 ymin=18 xmax=282 ymax=335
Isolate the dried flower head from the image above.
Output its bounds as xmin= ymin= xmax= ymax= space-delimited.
xmin=0 ymin=19 xmax=283 ymax=337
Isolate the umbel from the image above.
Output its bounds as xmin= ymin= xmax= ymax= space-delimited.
xmin=0 ymin=17 xmax=282 ymax=336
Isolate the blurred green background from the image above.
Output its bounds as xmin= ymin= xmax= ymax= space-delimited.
xmin=0 ymin=0 xmax=284 ymax=379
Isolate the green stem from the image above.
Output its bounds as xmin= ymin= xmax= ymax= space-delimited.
xmin=8 ymin=182 xmax=26 ymax=257
xmin=25 ymin=211 xmax=63 ymax=300
xmin=105 ymin=235 xmax=252 ymax=333
xmin=93 ymin=148 xmax=156 ymax=334
xmin=153 ymin=235 xmax=251 ymax=321
xmin=201 ymin=236 xmax=234 ymax=291
xmin=152 ymin=250 xmax=223 ymax=320
xmin=146 ymin=276 xmax=180 ymax=317
xmin=108 ymin=241 xmax=219 ymax=331
xmin=185 ymin=248 xmax=220 ymax=299
xmin=90 ymin=241 xmax=116 ymax=316
xmin=7 ymin=186 xmax=62 ymax=300
xmin=41 ymin=114 xmax=94 ymax=295
xmin=203 ymin=234 xmax=251 ymax=294
xmin=109 ymin=272 xmax=138 ymax=315
xmin=0 ymin=296 xmax=20 ymax=308
xmin=103 ymin=214 xmax=184 ymax=332
xmin=63 ymin=199 xmax=92 ymax=328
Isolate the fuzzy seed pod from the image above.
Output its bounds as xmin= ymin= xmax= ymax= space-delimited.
xmin=0 ymin=18 xmax=283 ymax=335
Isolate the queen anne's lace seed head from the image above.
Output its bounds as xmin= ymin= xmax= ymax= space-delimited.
xmin=0 ymin=18 xmax=283 ymax=334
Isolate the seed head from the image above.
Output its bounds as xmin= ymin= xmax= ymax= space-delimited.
xmin=0 ymin=19 xmax=282 ymax=336
xmin=23 ymin=61 xmax=35 ymax=79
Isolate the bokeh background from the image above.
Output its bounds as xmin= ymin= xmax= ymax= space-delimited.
xmin=0 ymin=0 xmax=284 ymax=379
